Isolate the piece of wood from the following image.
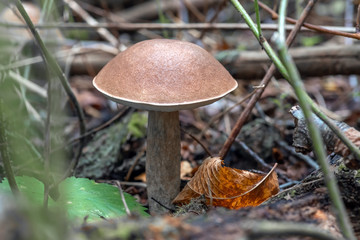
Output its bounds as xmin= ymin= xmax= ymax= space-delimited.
xmin=217 ymin=44 xmax=360 ymax=80
xmin=68 ymin=45 xmax=360 ymax=80
xmin=115 ymin=0 xmax=219 ymax=22
xmin=146 ymin=111 xmax=181 ymax=214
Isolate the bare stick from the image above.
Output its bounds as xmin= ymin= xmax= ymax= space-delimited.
xmin=199 ymin=90 xmax=256 ymax=139
xmin=115 ymin=181 xmax=131 ymax=216
xmin=258 ymin=0 xmax=360 ymax=40
xmin=236 ymin=140 xmax=272 ymax=170
xmin=63 ymin=0 xmax=120 ymax=48
xmin=181 ymin=128 xmax=213 ymax=157
xmin=1 ymin=21 xmax=357 ymax=35
xmin=125 ymin=146 xmax=146 ymax=181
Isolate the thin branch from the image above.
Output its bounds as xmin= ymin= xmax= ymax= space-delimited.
xmin=8 ymin=71 xmax=47 ymax=98
xmin=181 ymin=128 xmax=213 ymax=157
xmin=276 ymin=139 xmax=319 ymax=170
xmin=63 ymin=0 xmax=120 ymax=48
xmin=257 ymin=0 xmax=360 ymax=40
xmin=52 ymin=107 xmax=132 ymax=154
xmin=198 ymin=0 xmax=227 ymax=39
xmin=1 ymin=21 xmax=357 ymax=33
xmin=236 ymin=140 xmax=272 ymax=170
xmin=245 ymin=220 xmax=344 ymax=240
xmin=115 ymin=181 xmax=131 ymax=216
xmin=199 ymin=90 xmax=256 ymax=139
xmin=125 ymin=145 xmax=146 ymax=181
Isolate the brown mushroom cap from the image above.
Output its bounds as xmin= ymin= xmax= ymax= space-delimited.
xmin=93 ymin=39 xmax=238 ymax=111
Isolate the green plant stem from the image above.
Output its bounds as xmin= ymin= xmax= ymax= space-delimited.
xmin=229 ymin=0 xmax=360 ymax=163
xmin=276 ymin=1 xmax=355 ymax=239
xmin=0 ymin=100 xmax=19 ymax=195
xmin=219 ymin=0 xmax=318 ymax=159
xmin=254 ymin=0 xmax=262 ymax=38
xmin=14 ymin=0 xmax=86 ymax=177
xmin=230 ymin=0 xmax=289 ymax=80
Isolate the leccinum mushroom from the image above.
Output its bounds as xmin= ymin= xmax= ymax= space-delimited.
xmin=93 ymin=39 xmax=237 ymax=213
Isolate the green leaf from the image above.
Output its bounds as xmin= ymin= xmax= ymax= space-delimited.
xmin=0 ymin=176 xmax=149 ymax=221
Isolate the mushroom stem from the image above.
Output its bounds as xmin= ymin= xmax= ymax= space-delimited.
xmin=147 ymin=111 xmax=180 ymax=213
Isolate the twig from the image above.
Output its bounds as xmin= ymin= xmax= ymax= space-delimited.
xmin=198 ymin=0 xmax=227 ymax=39
xmin=8 ymin=71 xmax=47 ymax=98
xmin=245 ymin=220 xmax=344 ymax=240
xmin=220 ymin=0 xmax=314 ymax=159
xmin=276 ymin=139 xmax=319 ymax=170
xmin=117 ymin=181 xmax=147 ymax=188
xmin=257 ymin=0 xmax=360 ymax=40
xmin=125 ymin=145 xmax=146 ymax=181
xmin=275 ymin=0 xmax=355 ymax=239
xmin=184 ymin=0 xmax=206 ymax=22
xmin=1 ymin=44 xmax=118 ymax=71
xmin=181 ymin=128 xmax=212 ymax=157
xmin=151 ymin=197 xmax=176 ymax=212
xmin=115 ymin=181 xmax=131 ymax=216
xmin=236 ymin=140 xmax=272 ymax=171
xmin=52 ymin=107 xmax=132 ymax=154
xmin=2 ymin=21 xmax=357 ymax=33
xmin=0 ymin=99 xmax=19 ymax=195
xmin=63 ymin=0 xmax=120 ymax=48
xmin=199 ymin=90 xmax=256 ymax=139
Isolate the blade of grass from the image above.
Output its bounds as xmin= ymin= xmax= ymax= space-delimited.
xmin=13 ymin=0 xmax=86 ymax=180
xmin=254 ymin=0 xmax=262 ymax=38
xmin=275 ymin=0 xmax=355 ymax=239
xmin=0 ymin=99 xmax=19 ymax=195
xmin=228 ymin=0 xmax=360 ymax=164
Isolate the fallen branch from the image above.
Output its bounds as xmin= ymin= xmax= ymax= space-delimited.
xmin=64 ymin=44 xmax=360 ymax=79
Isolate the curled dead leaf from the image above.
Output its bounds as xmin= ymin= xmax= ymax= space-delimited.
xmin=173 ymin=157 xmax=279 ymax=209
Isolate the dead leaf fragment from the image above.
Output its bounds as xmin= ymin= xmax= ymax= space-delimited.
xmin=180 ymin=161 xmax=193 ymax=180
xmin=173 ymin=157 xmax=279 ymax=209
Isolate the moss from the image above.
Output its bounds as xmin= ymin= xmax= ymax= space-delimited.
xmin=337 ymin=162 xmax=347 ymax=172
xmin=355 ymin=169 xmax=360 ymax=179
xmin=289 ymin=189 xmax=297 ymax=197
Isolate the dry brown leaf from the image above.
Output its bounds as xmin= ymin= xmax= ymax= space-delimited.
xmin=134 ymin=172 xmax=146 ymax=182
xmin=180 ymin=161 xmax=193 ymax=180
xmin=173 ymin=157 xmax=279 ymax=209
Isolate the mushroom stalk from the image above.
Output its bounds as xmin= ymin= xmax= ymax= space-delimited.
xmin=147 ymin=111 xmax=180 ymax=213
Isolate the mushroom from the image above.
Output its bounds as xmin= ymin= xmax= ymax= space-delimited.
xmin=93 ymin=39 xmax=237 ymax=213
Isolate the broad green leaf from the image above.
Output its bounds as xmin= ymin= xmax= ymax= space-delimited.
xmin=0 ymin=176 xmax=148 ymax=221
